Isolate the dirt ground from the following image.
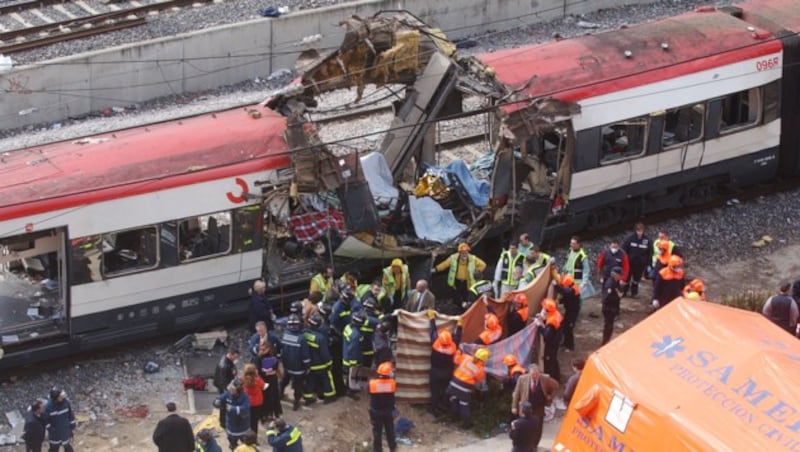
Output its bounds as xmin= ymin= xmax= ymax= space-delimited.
xmin=6 ymin=243 xmax=797 ymax=452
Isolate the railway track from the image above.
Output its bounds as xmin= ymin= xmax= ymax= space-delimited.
xmin=0 ymin=0 xmax=219 ymax=54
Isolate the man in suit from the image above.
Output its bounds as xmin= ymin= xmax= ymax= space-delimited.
xmin=152 ymin=402 xmax=194 ymax=452
xmin=511 ymin=364 xmax=560 ymax=432
xmin=404 ymin=279 xmax=436 ymax=312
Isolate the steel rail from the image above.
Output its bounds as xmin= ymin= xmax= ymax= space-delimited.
xmin=0 ymin=16 xmax=146 ymax=54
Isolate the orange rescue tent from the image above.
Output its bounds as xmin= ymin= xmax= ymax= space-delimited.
xmin=554 ymin=298 xmax=800 ymax=451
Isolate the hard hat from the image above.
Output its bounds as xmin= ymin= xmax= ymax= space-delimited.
xmin=290 ymin=300 xmax=304 ymax=315
xmin=49 ymin=386 xmax=65 ymax=400
xmin=287 ymin=314 xmax=302 ymax=328
xmin=391 ymin=258 xmax=403 ymax=267
xmin=502 ymin=354 xmax=518 ymax=366
xmin=351 ymin=310 xmax=367 ymax=325
xmin=686 ymin=292 xmax=701 ymax=301
xmin=317 ymin=303 xmax=332 ymax=317
xmin=690 ymin=278 xmax=705 ymax=292
xmin=437 ymin=329 xmax=452 ymax=346
xmin=485 ymin=313 xmax=499 ymax=329
xmin=377 ymin=362 xmax=393 ymax=377
xmin=559 ymin=274 xmax=574 ymax=287
xmin=543 ymin=298 xmax=557 ymax=312
xmin=458 ymin=243 xmax=471 ymax=252
xmin=668 ymin=255 xmax=683 ymax=267
xmin=474 ymin=348 xmax=490 ymax=362
xmin=362 ymin=297 xmax=377 ymax=311
xmin=514 ymin=293 xmax=528 ymax=307
xmin=308 ymin=313 xmax=323 ymax=327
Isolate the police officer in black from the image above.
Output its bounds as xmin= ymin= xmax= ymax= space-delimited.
xmin=622 ymin=222 xmax=652 ymax=297
xmin=601 ymin=267 xmax=624 ymax=345
xmin=762 ymin=282 xmax=799 ymax=335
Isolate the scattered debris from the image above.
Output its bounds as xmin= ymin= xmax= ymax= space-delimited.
xmin=0 ymin=54 xmax=14 ymax=72
xmin=191 ymin=331 xmax=227 ymax=350
xmin=4 ymin=409 xmax=23 ymax=444
xmin=143 ymin=361 xmax=160 ymax=374
xmin=113 ymin=405 xmax=149 ymax=419
xmin=167 ymin=334 xmax=194 ymax=353
xmin=577 ymin=20 xmax=601 ymax=29
xmin=762 ymin=235 xmax=773 ymax=243
xmin=18 ymin=108 xmax=38 ymax=116
xmin=260 ymin=6 xmax=280 ymax=17
xmin=752 ymin=239 xmax=767 ymax=248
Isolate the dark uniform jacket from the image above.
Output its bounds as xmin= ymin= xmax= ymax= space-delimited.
xmin=622 ymin=232 xmax=652 ymax=266
xmin=213 ymin=356 xmax=236 ymax=392
xmin=152 ymin=413 xmax=194 ymax=452
xmin=509 ymin=414 xmax=543 ymax=452
xmin=280 ymin=328 xmax=311 ymax=375
xmin=22 ymin=410 xmax=46 ymax=447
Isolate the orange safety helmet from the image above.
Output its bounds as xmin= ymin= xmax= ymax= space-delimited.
xmin=438 ymin=329 xmax=453 ymax=346
xmin=377 ymin=362 xmax=393 ymax=377
xmin=514 ymin=293 xmax=529 ymax=307
xmin=668 ymin=255 xmax=683 ymax=268
xmin=690 ymin=278 xmax=705 ymax=292
xmin=485 ymin=313 xmax=500 ymax=329
xmin=458 ymin=243 xmax=471 ymax=252
xmin=502 ymin=354 xmax=518 ymax=367
xmin=560 ymin=274 xmax=574 ymax=287
xmin=542 ymin=298 xmax=558 ymax=312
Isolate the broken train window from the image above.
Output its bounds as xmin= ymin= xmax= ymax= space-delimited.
xmin=601 ymin=116 xmax=648 ymax=163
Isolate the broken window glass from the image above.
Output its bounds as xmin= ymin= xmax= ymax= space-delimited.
xmin=719 ymin=87 xmax=760 ymax=133
xmin=177 ymin=212 xmax=232 ymax=262
xmin=0 ymin=229 xmax=67 ymax=344
xmin=601 ymin=117 xmax=648 ymax=163
xmin=101 ymin=227 xmax=158 ymax=276
xmin=662 ymin=103 xmax=704 ymax=148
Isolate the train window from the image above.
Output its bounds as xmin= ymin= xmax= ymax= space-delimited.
xmin=719 ymin=87 xmax=760 ymax=134
xmin=177 ymin=212 xmax=232 ymax=262
xmin=101 ymin=227 xmax=159 ymax=277
xmin=234 ymin=206 xmax=262 ymax=253
xmin=600 ymin=117 xmax=648 ymax=163
xmin=662 ymin=103 xmax=704 ymax=149
xmin=526 ymin=129 xmax=565 ymax=174
xmin=763 ymin=81 xmax=780 ymax=124
xmin=70 ymin=236 xmax=102 ymax=285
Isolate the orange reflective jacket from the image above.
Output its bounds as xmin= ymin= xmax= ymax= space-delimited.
xmin=432 ymin=337 xmax=457 ymax=355
xmin=478 ymin=326 xmax=503 ymax=345
xmin=453 ymin=356 xmax=486 ymax=386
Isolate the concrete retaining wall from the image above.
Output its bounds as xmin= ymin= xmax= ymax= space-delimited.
xmin=0 ymin=0 xmax=655 ymax=131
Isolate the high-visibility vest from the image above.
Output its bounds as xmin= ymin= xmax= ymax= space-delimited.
xmin=478 ymin=326 xmax=502 ymax=345
xmin=286 ymin=427 xmax=302 ymax=446
xmin=447 ymin=254 xmax=477 ymax=287
xmin=453 ymin=355 xmax=485 ymax=386
xmin=652 ymin=240 xmax=675 ymax=266
xmin=382 ymin=265 xmax=409 ymax=296
xmin=310 ymin=273 xmax=332 ymax=300
xmin=368 ymin=378 xmax=397 ymax=394
xmin=497 ymin=251 xmax=525 ymax=285
xmin=564 ymin=249 xmax=587 ymax=282
xmin=524 ymin=252 xmax=551 ymax=281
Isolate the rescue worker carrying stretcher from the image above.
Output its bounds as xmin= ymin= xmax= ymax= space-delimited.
xmin=428 ymin=310 xmax=463 ymax=416
xmin=446 ymin=348 xmax=490 ymax=428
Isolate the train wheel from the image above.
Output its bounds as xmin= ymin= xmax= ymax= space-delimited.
xmin=680 ymin=182 xmax=717 ymax=206
xmin=586 ymin=207 xmax=619 ymax=231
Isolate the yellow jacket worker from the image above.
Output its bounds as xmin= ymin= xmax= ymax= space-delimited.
xmin=435 ymin=243 xmax=486 ymax=312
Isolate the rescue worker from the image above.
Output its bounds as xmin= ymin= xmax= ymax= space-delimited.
xmin=446 ymin=348 xmax=490 ymax=428
xmin=318 ymin=301 xmax=344 ymax=398
xmin=310 ymin=265 xmax=334 ymax=301
xmin=248 ymin=279 xmax=273 ymax=332
xmin=522 ymin=245 xmax=552 ymax=284
xmin=359 ymin=301 xmax=380 ymax=368
xmin=303 ymin=313 xmax=336 ymax=404
xmin=330 ymin=284 xmax=362 ymax=333
xmin=553 ymin=274 xmax=581 ymax=352
xmin=652 ymin=255 xmax=686 ymax=310
xmin=266 ymin=419 xmax=303 ymax=452
xmin=340 ymin=270 xmax=359 ymax=293
xmin=214 ymin=378 xmax=250 ymax=450
xmin=195 ymin=429 xmax=222 ymax=452
xmin=44 ymin=387 xmax=76 ymax=452
xmin=434 ymin=243 xmax=487 ymax=313
xmin=468 ymin=279 xmax=494 ymax=310
xmin=651 ymin=240 xmax=672 ymax=276
xmin=373 ymin=319 xmax=394 ymax=367
xmin=538 ymin=299 xmax=563 ymax=382
xmin=475 ymin=312 xmax=503 ymax=345
xmin=280 ymin=314 xmax=311 ymax=411
xmin=506 ymin=293 xmax=529 ymax=337
xmin=503 ymin=354 xmax=527 ymax=391
xmin=622 ymin=222 xmax=652 ymax=297
xmin=382 ymin=258 xmax=411 ymax=311
xmin=762 ymin=282 xmax=799 ymax=335
xmin=601 ymin=267 xmax=624 ymax=345
xmin=518 ymin=233 xmax=533 ymax=257
xmin=23 ymin=400 xmax=46 ymax=452
xmin=428 ymin=311 xmax=462 ymax=416
xmin=563 ymin=236 xmax=591 ymax=295
xmin=494 ymin=242 xmax=526 ymax=297
xmin=343 ymin=311 xmax=367 ymax=399
xmin=651 ymin=230 xmax=683 ymax=268
xmin=597 ymin=239 xmax=630 ymax=285
xmin=368 ymin=362 xmax=397 ymax=452
xmin=683 ymin=278 xmax=706 ymax=301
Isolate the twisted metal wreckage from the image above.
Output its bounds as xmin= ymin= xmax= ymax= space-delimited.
xmin=262 ymin=12 xmax=579 ymax=283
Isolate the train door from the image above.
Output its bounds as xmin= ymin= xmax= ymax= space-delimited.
xmin=0 ymin=227 xmax=69 ymax=350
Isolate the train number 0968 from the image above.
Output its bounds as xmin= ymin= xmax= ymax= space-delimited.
xmin=756 ymin=57 xmax=780 ymax=71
